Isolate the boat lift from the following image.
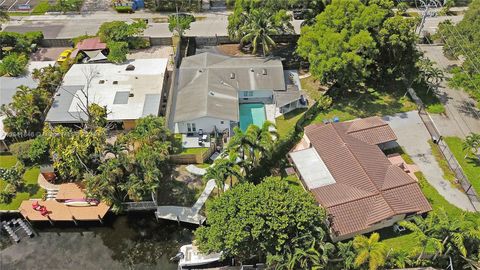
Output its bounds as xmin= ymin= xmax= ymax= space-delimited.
xmin=1 ymin=218 xmax=35 ymax=243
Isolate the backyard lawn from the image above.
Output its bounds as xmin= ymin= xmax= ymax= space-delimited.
xmin=444 ymin=136 xmax=480 ymax=195
xmin=0 ymin=155 xmax=44 ymax=210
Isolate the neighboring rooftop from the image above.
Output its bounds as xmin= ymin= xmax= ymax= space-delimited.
xmin=45 ymin=58 xmax=168 ymax=123
xmin=76 ymin=37 xmax=107 ymax=51
xmin=290 ymin=117 xmax=431 ymax=238
xmin=173 ymin=53 xmax=286 ymax=123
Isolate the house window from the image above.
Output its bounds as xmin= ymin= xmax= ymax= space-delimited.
xmin=187 ymin=123 xmax=192 ymax=132
xmin=191 ymin=123 xmax=196 ymax=132
xmin=220 ymin=121 xmax=224 ymax=124
xmin=244 ymin=91 xmax=253 ymax=97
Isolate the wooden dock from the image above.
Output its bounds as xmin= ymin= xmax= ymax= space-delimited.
xmin=155 ymin=179 xmax=216 ymax=225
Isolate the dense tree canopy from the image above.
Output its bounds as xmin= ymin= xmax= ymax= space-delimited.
xmin=97 ymin=20 xmax=147 ymax=49
xmin=0 ymin=53 xmax=28 ymax=77
xmin=168 ymin=14 xmax=194 ymax=37
xmin=438 ymin=0 xmax=480 ymax=103
xmin=84 ymin=116 xmax=172 ymax=212
xmin=297 ymin=0 xmax=419 ymax=91
xmin=194 ymin=177 xmax=327 ymax=264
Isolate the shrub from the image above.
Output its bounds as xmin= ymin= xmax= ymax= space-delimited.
xmin=0 ymin=186 xmax=16 ymax=204
xmin=0 ymin=164 xmax=25 ymax=189
xmin=0 ymin=53 xmax=28 ymax=77
xmin=115 ymin=6 xmax=133 ymax=13
xmin=10 ymin=136 xmax=50 ymax=165
xmin=107 ymin=41 xmax=129 ymax=64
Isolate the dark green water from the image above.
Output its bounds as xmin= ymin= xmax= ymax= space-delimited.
xmin=0 ymin=212 xmax=194 ymax=270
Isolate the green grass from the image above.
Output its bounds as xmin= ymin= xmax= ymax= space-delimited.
xmin=0 ymin=155 xmax=44 ymax=210
xmin=31 ymin=0 xmax=51 ymax=14
xmin=428 ymin=140 xmax=459 ymax=187
xmin=300 ymin=76 xmax=327 ymax=101
xmin=180 ymin=147 xmax=209 ymax=155
xmin=444 ymin=136 xmax=480 ymax=195
xmin=275 ymin=108 xmax=307 ymax=139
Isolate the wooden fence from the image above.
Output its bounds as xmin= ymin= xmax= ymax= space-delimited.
xmin=170 ymin=142 xmax=216 ymax=164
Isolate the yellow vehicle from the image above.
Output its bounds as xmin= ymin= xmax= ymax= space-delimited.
xmin=56 ymin=49 xmax=73 ymax=64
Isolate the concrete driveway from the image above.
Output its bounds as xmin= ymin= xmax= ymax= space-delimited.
xmin=383 ymin=111 xmax=476 ymax=212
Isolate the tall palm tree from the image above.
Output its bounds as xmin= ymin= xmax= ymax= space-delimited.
xmin=239 ymin=8 xmax=293 ymax=56
xmin=463 ymin=132 xmax=480 ymax=158
xmin=280 ymin=239 xmax=335 ymax=270
xmin=353 ymin=233 xmax=388 ymax=270
xmin=334 ymin=240 xmax=356 ymax=269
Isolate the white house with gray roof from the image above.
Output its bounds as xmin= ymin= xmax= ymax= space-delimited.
xmin=171 ymin=53 xmax=306 ymax=136
xmin=45 ymin=58 xmax=169 ymax=130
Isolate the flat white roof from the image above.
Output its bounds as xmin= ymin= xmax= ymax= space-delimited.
xmin=46 ymin=58 xmax=168 ymax=123
xmin=289 ymin=148 xmax=336 ymax=189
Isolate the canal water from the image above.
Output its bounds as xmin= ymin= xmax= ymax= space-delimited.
xmin=0 ymin=211 xmax=194 ymax=270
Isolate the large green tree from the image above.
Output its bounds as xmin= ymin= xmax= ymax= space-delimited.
xmin=194 ymin=177 xmax=327 ymax=265
xmin=0 ymin=53 xmax=28 ymax=77
xmin=97 ymin=20 xmax=147 ymax=49
xmin=297 ymin=0 xmax=419 ymax=91
xmin=1 ymin=85 xmax=50 ymax=138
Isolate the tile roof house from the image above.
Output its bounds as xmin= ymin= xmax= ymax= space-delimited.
xmin=289 ymin=116 xmax=431 ymax=241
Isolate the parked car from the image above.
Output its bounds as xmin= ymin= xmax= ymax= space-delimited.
xmin=56 ymin=49 xmax=73 ymax=64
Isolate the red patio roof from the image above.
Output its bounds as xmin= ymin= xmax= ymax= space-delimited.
xmin=77 ymin=37 xmax=107 ymax=51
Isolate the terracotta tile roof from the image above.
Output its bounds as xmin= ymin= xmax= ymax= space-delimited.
xmin=76 ymin=37 xmax=107 ymax=51
xmin=301 ymin=118 xmax=431 ymax=238
xmin=341 ymin=116 xmax=397 ymax=145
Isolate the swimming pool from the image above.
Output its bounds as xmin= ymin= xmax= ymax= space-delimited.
xmin=239 ymin=103 xmax=266 ymax=131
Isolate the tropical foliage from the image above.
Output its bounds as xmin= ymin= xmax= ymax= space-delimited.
xmin=437 ymin=0 xmax=480 ymax=104
xmin=195 ymin=177 xmax=328 ymax=264
xmin=463 ymin=132 xmax=480 ymax=157
xmin=203 ymin=152 xmax=242 ymax=194
xmin=106 ymin=41 xmax=128 ymax=64
xmin=84 ymin=116 xmax=172 ymax=212
xmin=97 ymin=20 xmax=148 ymax=49
xmin=297 ymin=0 xmax=419 ymax=91
xmin=353 ymin=233 xmax=388 ymax=270
xmin=225 ymin=121 xmax=277 ymax=179
xmin=0 ymin=85 xmax=50 ymax=137
xmin=227 ymin=0 xmax=294 ymax=55
xmin=399 ymin=208 xmax=480 ymax=269
xmin=0 ymin=31 xmax=43 ymax=59
xmin=0 ymin=53 xmax=28 ymax=77
xmin=168 ymin=14 xmax=195 ymax=37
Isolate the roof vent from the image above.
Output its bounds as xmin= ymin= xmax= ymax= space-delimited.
xmin=230 ymin=72 xmax=235 ymax=79
xmin=209 ymin=91 xmax=215 ymax=96
xmin=262 ymin=68 xmax=267 ymax=75
xmin=129 ymin=92 xmax=134 ymax=97
xmin=113 ymin=81 xmax=118 ymax=85
xmin=250 ymin=68 xmax=254 ymax=72
xmin=198 ymin=69 xmax=203 ymax=73
xmin=99 ymin=80 xmax=105 ymax=84
xmin=125 ymin=64 xmax=135 ymax=71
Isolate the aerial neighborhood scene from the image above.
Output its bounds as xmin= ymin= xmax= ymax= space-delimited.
xmin=1 ymin=0 xmax=480 ymax=269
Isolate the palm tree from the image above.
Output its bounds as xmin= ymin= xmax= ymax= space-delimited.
xmin=333 ymin=240 xmax=356 ymax=269
xmin=203 ymin=164 xmax=227 ymax=195
xmin=280 ymin=239 xmax=335 ymax=270
xmin=353 ymin=233 xmax=388 ymax=270
xmin=463 ymin=133 xmax=480 ymax=158
xmin=244 ymin=121 xmax=278 ymax=166
xmin=433 ymin=208 xmax=480 ymax=259
xmin=399 ymin=215 xmax=444 ymax=262
xmin=239 ymin=8 xmax=293 ymax=56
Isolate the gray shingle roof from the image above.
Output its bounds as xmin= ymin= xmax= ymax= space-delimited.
xmin=173 ymin=53 xmax=286 ymax=123
xmin=0 ymin=76 xmax=38 ymax=106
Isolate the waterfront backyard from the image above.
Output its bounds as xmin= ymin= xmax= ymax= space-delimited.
xmin=0 ymin=155 xmax=44 ymax=210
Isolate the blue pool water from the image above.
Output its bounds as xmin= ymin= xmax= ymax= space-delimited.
xmin=239 ymin=103 xmax=266 ymax=131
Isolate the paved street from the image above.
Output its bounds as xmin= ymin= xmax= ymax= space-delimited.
xmin=418 ymin=44 xmax=480 ymax=138
xmin=3 ymin=10 xmax=302 ymax=38
xmin=383 ymin=111 xmax=476 ymax=212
